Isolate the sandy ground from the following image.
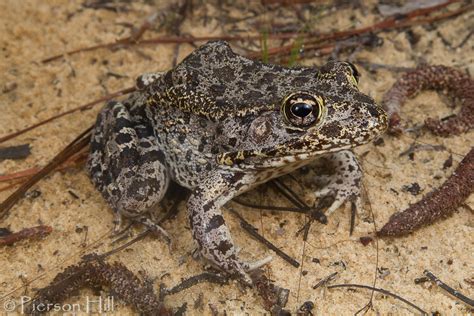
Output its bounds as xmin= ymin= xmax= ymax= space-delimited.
xmin=0 ymin=0 xmax=472 ymax=315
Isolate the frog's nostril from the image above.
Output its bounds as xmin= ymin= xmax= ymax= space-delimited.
xmin=367 ymin=105 xmax=380 ymax=118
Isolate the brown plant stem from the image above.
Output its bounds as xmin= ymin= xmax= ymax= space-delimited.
xmin=0 ymin=127 xmax=92 ymax=221
xmin=378 ymin=147 xmax=474 ymax=237
xmin=0 ymin=225 xmax=52 ymax=247
xmin=383 ymin=64 xmax=473 ymax=135
xmin=0 ymin=87 xmax=135 ymax=145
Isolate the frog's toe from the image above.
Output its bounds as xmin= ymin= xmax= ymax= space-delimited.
xmin=207 ymin=255 xmax=270 ymax=286
xmin=238 ymin=270 xmax=253 ymax=287
xmin=233 ymin=256 xmax=272 ymax=286
xmin=233 ymin=247 xmax=273 ymax=271
xmin=112 ymin=211 xmax=123 ymax=233
xmin=243 ymin=256 xmax=273 ymax=272
xmin=314 ymin=180 xmax=361 ymax=216
xmin=219 ymin=260 xmax=252 ymax=286
xmin=325 ymin=196 xmax=346 ymax=216
xmin=353 ymin=194 xmax=363 ymax=213
xmin=313 ymin=186 xmax=332 ymax=198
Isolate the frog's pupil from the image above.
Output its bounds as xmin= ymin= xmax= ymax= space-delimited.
xmin=291 ymin=102 xmax=312 ymax=118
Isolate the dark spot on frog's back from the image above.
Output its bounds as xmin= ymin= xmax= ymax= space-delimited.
xmin=241 ymin=73 xmax=251 ymax=81
xmin=115 ymin=132 xmax=132 ymax=145
xmin=185 ymin=149 xmax=192 ymax=161
xmin=228 ymin=137 xmax=237 ymax=147
xmin=184 ymin=56 xmax=202 ymax=69
xmin=202 ymin=201 xmax=213 ymax=213
xmin=262 ymin=72 xmax=276 ymax=82
xmin=156 ymin=150 xmax=166 ymax=164
xmin=329 ymin=93 xmax=344 ymax=104
xmin=178 ymin=134 xmax=186 ymax=143
xmin=320 ymin=122 xmax=341 ymax=138
xmin=244 ymin=90 xmax=264 ymax=101
xmin=211 ymin=84 xmax=226 ymax=95
xmin=216 ymin=240 xmax=233 ymax=255
xmin=198 ymin=143 xmax=205 ymax=152
xmin=215 ymin=98 xmax=226 ymax=107
xmin=292 ymin=76 xmax=314 ymax=87
xmin=206 ymin=215 xmax=225 ymax=233
xmin=213 ymin=65 xmax=236 ymax=82
xmin=241 ymin=62 xmax=258 ymax=74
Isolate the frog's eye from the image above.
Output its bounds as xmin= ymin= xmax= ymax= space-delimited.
xmin=282 ymin=92 xmax=324 ymax=128
xmin=346 ymin=62 xmax=360 ymax=86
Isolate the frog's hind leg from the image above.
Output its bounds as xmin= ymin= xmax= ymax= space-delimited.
xmin=87 ymin=100 xmax=170 ymax=234
xmin=311 ymin=150 xmax=363 ymax=216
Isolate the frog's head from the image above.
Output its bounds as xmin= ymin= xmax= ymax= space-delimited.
xmin=217 ymin=61 xmax=387 ymax=169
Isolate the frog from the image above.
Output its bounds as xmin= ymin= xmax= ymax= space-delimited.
xmin=87 ymin=40 xmax=387 ymax=285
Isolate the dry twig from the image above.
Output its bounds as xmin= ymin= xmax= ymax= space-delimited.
xmin=40 ymin=1 xmax=471 ymax=64
xmin=327 ymin=283 xmax=428 ymax=315
xmin=0 ymin=127 xmax=92 ymax=221
xmin=423 ymin=270 xmax=474 ymax=308
xmin=228 ymin=206 xmax=300 ymax=268
xmin=0 ymin=87 xmax=135 ymax=145
xmin=248 ymin=0 xmax=471 ymax=59
xmin=0 ymin=225 xmax=52 ymax=247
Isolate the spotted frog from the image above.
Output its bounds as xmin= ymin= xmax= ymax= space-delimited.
xmin=87 ymin=41 xmax=387 ymax=284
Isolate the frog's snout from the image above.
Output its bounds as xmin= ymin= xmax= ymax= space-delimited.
xmin=367 ymin=103 xmax=388 ymax=134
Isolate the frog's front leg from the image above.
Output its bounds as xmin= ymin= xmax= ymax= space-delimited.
xmin=187 ymin=171 xmax=270 ymax=285
xmin=313 ymin=150 xmax=363 ymax=215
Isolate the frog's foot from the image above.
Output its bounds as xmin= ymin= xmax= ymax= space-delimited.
xmin=313 ymin=150 xmax=363 ymax=216
xmin=195 ymin=247 xmax=271 ymax=276
xmin=195 ymin=251 xmax=252 ymax=285
xmin=135 ymin=216 xmax=171 ymax=244
xmin=195 ymin=240 xmax=262 ymax=286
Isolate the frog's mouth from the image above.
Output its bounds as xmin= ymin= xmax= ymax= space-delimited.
xmin=216 ymin=146 xmax=347 ymax=171
xmin=217 ymin=132 xmax=370 ymax=170
xmin=217 ymin=114 xmax=387 ymax=170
